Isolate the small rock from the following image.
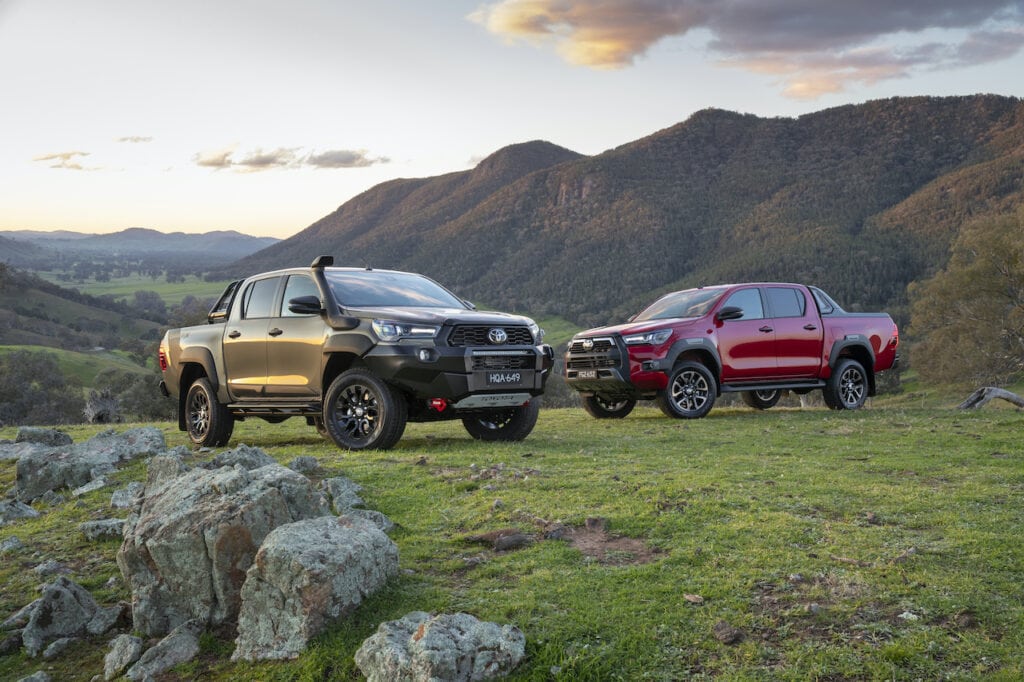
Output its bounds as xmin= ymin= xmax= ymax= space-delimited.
xmin=33 ymin=560 xmax=67 ymax=576
xmin=320 ymin=476 xmax=364 ymax=513
xmin=104 ymin=634 xmax=143 ymax=681
xmin=16 ymin=428 xmax=72 ymax=447
xmin=543 ymin=524 xmax=569 ymax=541
xmin=205 ymin=444 xmax=275 ymax=471
xmin=2 ymin=600 xmax=39 ymax=631
xmin=16 ymin=671 xmax=52 ymax=682
xmin=125 ymin=619 xmax=203 ymax=681
xmin=346 ymin=509 xmax=395 ymax=534
xmin=71 ymin=477 xmax=108 ymax=498
xmin=712 ymin=620 xmax=743 ymax=645
xmin=788 ymin=573 xmax=805 ymax=584
xmin=0 ymin=500 xmax=40 ymax=524
xmin=1 ymin=632 xmax=23 ymax=655
xmin=110 ymin=482 xmax=144 ymax=509
xmin=355 ymin=612 xmax=525 ymax=682
xmin=805 ymin=603 xmax=823 ymax=615
xmin=898 ymin=611 xmax=920 ymax=621
xmin=494 ymin=533 xmax=530 ymax=552
xmin=80 ymin=519 xmax=126 ymax=541
xmin=87 ymin=603 xmax=128 ymax=636
xmin=42 ymin=636 xmax=77 ymax=659
xmin=287 ymin=456 xmax=319 ymax=474
xmin=1 ymin=536 xmax=24 ymax=553
xmin=39 ymin=491 xmax=66 ymax=507
xmin=492 ymin=498 xmax=504 ymax=510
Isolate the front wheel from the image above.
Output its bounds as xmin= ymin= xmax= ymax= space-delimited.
xmin=322 ymin=369 xmax=407 ymax=450
xmin=582 ymin=395 xmax=636 ymax=419
xmin=824 ymin=359 xmax=868 ymax=410
xmin=741 ymin=389 xmax=782 ymax=410
xmin=462 ymin=400 xmax=540 ymax=441
xmin=656 ymin=362 xmax=716 ymax=419
xmin=185 ymin=377 xmax=234 ymax=447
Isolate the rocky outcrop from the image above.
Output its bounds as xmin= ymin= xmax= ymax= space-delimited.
xmin=354 ymin=612 xmax=526 ymax=682
xmin=232 ymin=515 xmax=399 ymax=661
xmin=321 ymin=476 xmax=365 ymax=513
xmin=15 ymin=428 xmax=165 ymax=502
xmin=117 ymin=462 xmax=330 ymax=637
xmin=20 ymin=577 xmax=101 ymax=657
xmin=16 ymin=427 xmax=73 ymax=447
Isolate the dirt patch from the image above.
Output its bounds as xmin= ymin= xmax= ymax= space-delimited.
xmin=564 ymin=520 xmax=659 ymax=566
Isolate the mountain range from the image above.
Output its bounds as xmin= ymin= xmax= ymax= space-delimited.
xmin=227 ymin=95 xmax=1024 ymax=328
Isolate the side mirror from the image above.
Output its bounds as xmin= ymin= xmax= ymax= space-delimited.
xmin=288 ymin=295 xmax=323 ymax=315
xmin=715 ymin=306 xmax=744 ymax=321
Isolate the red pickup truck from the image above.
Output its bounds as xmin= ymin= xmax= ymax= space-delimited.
xmin=564 ymin=283 xmax=899 ymax=419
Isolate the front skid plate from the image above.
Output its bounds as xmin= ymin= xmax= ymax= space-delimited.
xmin=450 ymin=393 xmax=532 ymax=409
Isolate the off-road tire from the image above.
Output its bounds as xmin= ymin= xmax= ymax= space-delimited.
xmin=741 ymin=389 xmax=782 ymax=410
xmin=185 ymin=377 xmax=234 ymax=447
xmin=322 ymin=369 xmax=407 ymax=450
xmin=462 ymin=399 xmax=540 ymax=441
xmin=656 ymin=361 xmax=716 ymax=419
xmin=824 ymin=359 xmax=868 ymax=410
xmin=582 ymin=395 xmax=636 ymax=419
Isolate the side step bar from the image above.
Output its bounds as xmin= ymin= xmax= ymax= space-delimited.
xmin=720 ymin=380 xmax=826 ymax=393
xmin=227 ymin=402 xmax=322 ymax=417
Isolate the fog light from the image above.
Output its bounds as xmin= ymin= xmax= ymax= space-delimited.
xmin=418 ymin=348 xmax=434 ymax=362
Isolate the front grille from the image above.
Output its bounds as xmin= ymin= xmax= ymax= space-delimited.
xmin=567 ymin=357 xmax=618 ymax=370
xmin=568 ymin=338 xmax=614 ymax=353
xmin=449 ymin=325 xmax=534 ymax=347
xmin=472 ymin=355 xmax=532 ymax=370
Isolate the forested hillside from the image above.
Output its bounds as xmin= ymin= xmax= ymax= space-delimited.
xmin=229 ymin=95 xmax=1024 ymax=328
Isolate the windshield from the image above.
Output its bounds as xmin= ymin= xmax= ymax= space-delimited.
xmin=326 ymin=270 xmax=466 ymax=308
xmin=634 ymin=288 xmax=726 ymax=322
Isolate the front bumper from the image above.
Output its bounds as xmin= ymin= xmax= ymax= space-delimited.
xmin=564 ymin=335 xmax=667 ymax=398
xmin=363 ymin=342 xmax=553 ymax=404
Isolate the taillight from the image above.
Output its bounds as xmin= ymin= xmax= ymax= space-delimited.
xmin=158 ymin=348 xmax=168 ymax=372
xmin=890 ymin=324 xmax=899 ymax=347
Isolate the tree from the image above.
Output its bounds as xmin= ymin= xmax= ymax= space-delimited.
xmin=0 ymin=351 xmax=86 ymax=426
xmin=908 ymin=210 xmax=1024 ymax=384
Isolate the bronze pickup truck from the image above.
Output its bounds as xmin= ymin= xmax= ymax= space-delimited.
xmin=159 ymin=257 xmax=553 ymax=450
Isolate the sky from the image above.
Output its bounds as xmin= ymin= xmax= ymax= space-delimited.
xmin=1 ymin=0 xmax=1022 ymax=239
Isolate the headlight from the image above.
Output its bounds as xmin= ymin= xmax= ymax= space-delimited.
xmin=372 ymin=319 xmax=440 ymax=342
xmin=623 ymin=329 xmax=672 ymax=346
xmin=528 ymin=320 xmax=545 ymax=344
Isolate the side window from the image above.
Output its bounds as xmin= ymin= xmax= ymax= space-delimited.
xmin=279 ymin=275 xmax=320 ymax=317
xmin=241 ymin=277 xmax=280 ymax=319
xmin=766 ymin=287 xmax=807 ymax=318
xmin=722 ymin=288 xmax=764 ymax=320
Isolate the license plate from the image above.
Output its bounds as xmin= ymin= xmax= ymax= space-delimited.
xmin=577 ymin=369 xmax=598 ymax=379
xmin=487 ymin=371 xmax=524 ymax=386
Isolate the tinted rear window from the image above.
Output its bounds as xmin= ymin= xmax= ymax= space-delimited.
xmin=766 ymin=287 xmax=806 ymax=318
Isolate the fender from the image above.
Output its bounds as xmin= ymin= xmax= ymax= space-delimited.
xmin=179 ymin=346 xmax=221 ymax=393
xmin=662 ymin=337 xmax=722 ymax=378
xmin=828 ymin=335 xmax=875 ymax=370
xmin=324 ymin=333 xmax=375 ymax=357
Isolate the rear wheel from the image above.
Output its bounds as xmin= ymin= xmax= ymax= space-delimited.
xmin=462 ymin=400 xmax=540 ymax=441
xmin=185 ymin=377 xmax=234 ymax=447
xmin=581 ymin=395 xmax=636 ymax=419
xmin=656 ymin=362 xmax=716 ymax=419
xmin=741 ymin=389 xmax=781 ymax=410
xmin=824 ymin=359 xmax=868 ymax=410
xmin=322 ymin=369 xmax=407 ymax=450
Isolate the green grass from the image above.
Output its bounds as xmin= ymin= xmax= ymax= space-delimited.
xmin=2 ymin=404 xmax=1023 ymax=680
xmin=35 ymin=272 xmax=233 ymax=305
xmin=0 ymin=345 xmax=150 ymax=386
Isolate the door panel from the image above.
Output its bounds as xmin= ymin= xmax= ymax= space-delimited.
xmin=222 ymin=276 xmax=280 ymax=398
xmin=265 ymin=275 xmax=327 ymax=397
xmin=716 ymin=287 xmax=776 ymax=381
xmin=766 ymin=287 xmax=822 ymax=378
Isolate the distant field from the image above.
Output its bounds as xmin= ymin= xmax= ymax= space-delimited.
xmin=35 ymin=272 xmax=233 ymax=305
xmin=0 ymin=345 xmax=150 ymax=385
xmin=2 ymin=403 xmax=1022 ymax=680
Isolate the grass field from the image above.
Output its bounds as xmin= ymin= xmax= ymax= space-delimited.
xmin=2 ymin=401 xmax=1022 ymax=680
xmin=0 ymin=345 xmax=151 ymax=385
xmin=35 ymin=272 xmax=233 ymax=305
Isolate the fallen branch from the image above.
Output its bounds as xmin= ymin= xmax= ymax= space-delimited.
xmin=957 ymin=387 xmax=1024 ymax=410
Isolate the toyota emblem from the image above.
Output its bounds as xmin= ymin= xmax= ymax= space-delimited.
xmin=487 ymin=328 xmax=508 ymax=345
xmin=581 ymin=338 xmax=594 ymax=351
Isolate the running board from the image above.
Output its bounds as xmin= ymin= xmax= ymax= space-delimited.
xmin=720 ymin=380 xmax=825 ymax=393
xmin=227 ymin=402 xmax=321 ymax=416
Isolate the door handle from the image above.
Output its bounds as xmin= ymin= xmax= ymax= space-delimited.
xmin=759 ymin=326 xmax=773 ymax=333
xmin=268 ymin=328 xmax=284 ymax=337
xmin=227 ymin=330 xmax=241 ymax=339
xmin=803 ymin=324 xmax=818 ymax=331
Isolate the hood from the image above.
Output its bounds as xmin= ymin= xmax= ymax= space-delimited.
xmin=577 ymin=317 xmax=700 ymax=338
xmin=346 ymin=306 xmax=535 ymax=327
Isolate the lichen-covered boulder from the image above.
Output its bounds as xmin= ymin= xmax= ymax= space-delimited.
xmin=21 ymin=577 xmax=100 ymax=657
xmin=117 ymin=463 xmax=330 ymax=637
xmin=355 ymin=611 xmax=526 ymax=682
xmin=232 ymin=514 xmax=398 ymax=661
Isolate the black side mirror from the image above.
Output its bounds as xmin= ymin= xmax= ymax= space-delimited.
xmin=716 ymin=306 xmax=744 ymax=321
xmin=288 ymin=295 xmax=323 ymax=315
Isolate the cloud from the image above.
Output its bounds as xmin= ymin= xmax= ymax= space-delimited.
xmin=306 ymin=149 xmax=390 ymax=168
xmin=194 ymin=145 xmax=389 ymax=172
xmin=32 ymin=150 xmax=97 ymax=171
xmin=470 ymin=0 xmax=1024 ymax=96
xmin=116 ymin=135 xmax=153 ymax=143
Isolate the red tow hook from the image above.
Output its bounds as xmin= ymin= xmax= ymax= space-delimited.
xmin=428 ymin=398 xmax=448 ymax=412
